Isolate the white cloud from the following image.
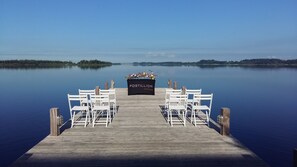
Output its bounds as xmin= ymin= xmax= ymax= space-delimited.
xmin=145 ymin=52 xmax=176 ymax=58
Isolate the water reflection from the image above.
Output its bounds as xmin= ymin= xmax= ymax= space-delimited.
xmin=0 ymin=66 xmax=296 ymax=167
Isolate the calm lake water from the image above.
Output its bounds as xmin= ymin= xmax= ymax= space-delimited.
xmin=0 ymin=65 xmax=297 ymax=167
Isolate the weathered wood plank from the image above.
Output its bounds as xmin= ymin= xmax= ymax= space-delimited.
xmin=11 ymin=88 xmax=268 ymax=167
xmin=13 ymin=153 xmax=267 ymax=167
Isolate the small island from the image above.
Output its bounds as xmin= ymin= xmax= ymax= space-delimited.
xmin=77 ymin=60 xmax=112 ymax=69
xmin=0 ymin=59 xmax=113 ymax=69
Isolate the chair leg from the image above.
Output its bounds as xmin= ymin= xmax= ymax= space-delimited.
xmin=170 ymin=110 xmax=173 ymax=127
xmin=92 ymin=111 xmax=96 ymax=127
xmin=109 ymin=110 xmax=112 ymax=123
xmin=192 ymin=111 xmax=195 ymax=124
xmin=167 ymin=109 xmax=169 ymax=123
xmin=87 ymin=111 xmax=90 ymax=127
xmin=84 ymin=111 xmax=88 ymax=127
xmin=185 ymin=110 xmax=188 ymax=126
xmin=71 ymin=112 xmax=76 ymax=128
xmin=115 ymin=103 xmax=117 ymax=113
xmin=194 ymin=111 xmax=197 ymax=126
xmin=84 ymin=112 xmax=87 ymax=127
xmin=183 ymin=110 xmax=186 ymax=127
xmin=206 ymin=111 xmax=210 ymax=127
xmin=113 ymin=104 xmax=116 ymax=116
xmin=106 ymin=110 xmax=109 ymax=127
xmin=89 ymin=110 xmax=92 ymax=123
xmin=190 ymin=110 xmax=193 ymax=123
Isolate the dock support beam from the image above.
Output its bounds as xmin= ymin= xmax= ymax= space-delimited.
xmin=219 ymin=108 xmax=230 ymax=136
xmin=293 ymin=148 xmax=297 ymax=167
xmin=173 ymin=81 xmax=177 ymax=89
xmin=95 ymin=86 xmax=100 ymax=95
xmin=110 ymin=80 xmax=115 ymax=89
xmin=105 ymin=82 xmax=109 ymax=90
xmin=50 ymin=108 xmax=61 ymax=136
xmin=168 ymin=80 xmax=172 ymax=88
xmin=182 ymin=86 xmax=186 ymax=95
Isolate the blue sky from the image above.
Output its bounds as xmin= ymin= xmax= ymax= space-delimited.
xmin=0 ymin=0 xmax=296 ymax=62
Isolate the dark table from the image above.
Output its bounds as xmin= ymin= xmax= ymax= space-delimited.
xmin=127 ymin=79 xmax=155 ymax=95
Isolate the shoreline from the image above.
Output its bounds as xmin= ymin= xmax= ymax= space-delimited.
xmin=1 ymin=58 xmax=297 ymax=68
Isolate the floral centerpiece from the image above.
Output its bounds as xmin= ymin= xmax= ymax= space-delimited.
xmin=126 ymin=71 xmax=156 ymax=80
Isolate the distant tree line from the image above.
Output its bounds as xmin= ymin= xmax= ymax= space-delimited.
xmin=133 ymin=58 xmax=297 ymax=67
xmin=0 ymin=60 xmax=74 ymax=69
xmin=77 ymin=60 xmax=112 ymax=69
xmin=237 ymin=59 xmax=297 ymax=65
xmin=0 ymin=59 xmax=112 ymax=69
xmin=1 ymin=58 xmax=297 ymax=69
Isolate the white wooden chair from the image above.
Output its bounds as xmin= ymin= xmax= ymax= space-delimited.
xmin=79 ymin=89 xmax=96 ymax=121
xmin=164 ymin=89 xmax=182 ymax=122
xmin=190 ymin=94 xmax=213 ymax=126
xmin=78 ymin=89 xmax=95 ymax=103
xmin=67 ymin=94 xmax=90 ymax=128
xmin=100 ymin=89 xmax=117 ymax=116
xmin=168 ymin=94 xmax=187 ymax=127
xmin=164 ymin=89 xmax=182 ymax=110
xmin=185 ymin=89 xmax=202 ymax=105
xmin=90 ymin=94 xmax=111 ymax=127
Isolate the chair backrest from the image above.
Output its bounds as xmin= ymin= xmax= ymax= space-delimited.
xmin=68 ymin=94 xmax=88 ymax=103
xmin=79 ymin=89 xmax=96 ymax=97
xmin=100 ymin=89 xmax=116 ymax=100
xmin=169 ymin=94 xmax=187 ymax=107
xmin=186 ymin=89 xmax=202 ymax=101
xmin=193 ymin=93 xmax=213 ymax=115
xmin=90 ymin=94 xmax=110 ymax=107
xmin=165 ymin=89 xmax=182 ymax=100
xmin=67 ymin=94 xmax=89 ymax=113
xmin=166 ymin=89 xmax=182 ymax=94
xmin=185 ymin=89 xmax=202 ymax=95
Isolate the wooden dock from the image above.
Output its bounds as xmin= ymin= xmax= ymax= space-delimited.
xmin=11 ymin=88 xmax=268 ymax=167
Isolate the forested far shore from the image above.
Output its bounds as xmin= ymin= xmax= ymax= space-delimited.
xmin=0 ymin=59 xmax=113 ymax=69
xmin=1 ymin=58 xmax=297 ymax=69
xmin=132 ymin=58 xmax=297 ymax=67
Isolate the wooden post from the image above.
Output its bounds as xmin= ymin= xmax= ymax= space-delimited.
xmin=182 ymin=86 xmax=186 ymax=95
xmin=293 ymin=148 xmax=297 ymax=167
xmin=50 ymin=108 xmax=60 ymax=136
xmin=168 ymin=80 xmax=172 ymax=88
xmin=95 ymin=86 xmax=100 ymax=95
xmin=173 ymin=81 xmax=177 ymax=90
xmin=104 ymin=82 xmax=109 ymax=90
xmin=220 ymin=108 xmax=230 ymax=136
xmin=110 ymin=80 xmax=115 ymax=89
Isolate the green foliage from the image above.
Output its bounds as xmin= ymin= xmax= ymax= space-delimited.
xmin=77 ymin=60 xmax=112 ymax=69
xmin=197 ymin=59 xmax=227 ymax=65
xmin=132 ymin=59 xmax=297 ymax=67
xmin=0 ymin=60 xmax=74 ymax=69
xmin=0 ymin=59 xmax=112 ymax=69
xmin=1 ymin=58 xmax=297 ymax=69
